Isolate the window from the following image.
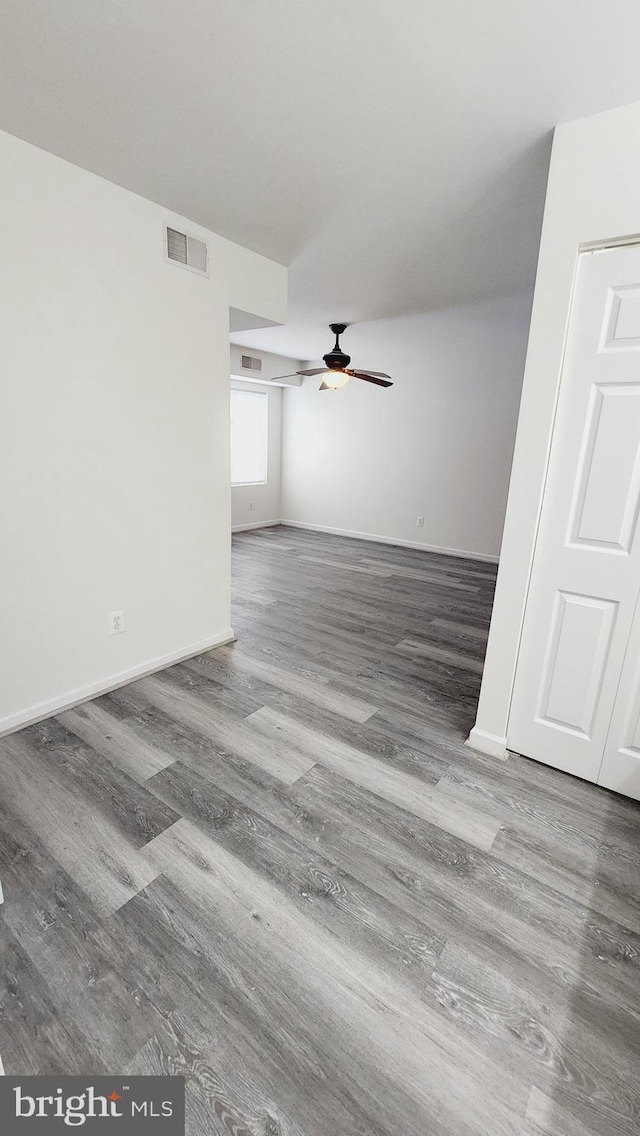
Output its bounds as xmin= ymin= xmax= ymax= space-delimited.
xmin=230 ymin=388 xmax=268 ymax=485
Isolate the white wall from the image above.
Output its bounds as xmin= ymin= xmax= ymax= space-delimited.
xmin=280 ymin=295 xmax=531 ymax=561
xmin=470 ymin=99 xmax=640 ymax=758
xmin=0 ymin=129 xmax=286 ymax=734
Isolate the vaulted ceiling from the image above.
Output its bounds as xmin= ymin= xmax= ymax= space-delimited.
xmin=2 ymin=1 xmax=640 ymax=357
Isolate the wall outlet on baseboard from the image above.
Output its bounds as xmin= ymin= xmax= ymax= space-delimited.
xmin=416 ymin=516 xmax=425 ymax=527
xmin=108 ymin=610 xmax=125 ymax=636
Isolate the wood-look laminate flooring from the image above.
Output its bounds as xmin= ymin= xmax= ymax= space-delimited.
xmin=1 ymin=525 xmax=639 ymax=1135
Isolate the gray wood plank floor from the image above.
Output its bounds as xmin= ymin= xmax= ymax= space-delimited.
xmin=1 ymin=525 xmax=639 ymax=1135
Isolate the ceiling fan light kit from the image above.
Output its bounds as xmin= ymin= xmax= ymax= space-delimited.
xmin=320 ymin=370 xmax=350 ymax=390
xmin=272 ymin=323 xmax=394 ymax=391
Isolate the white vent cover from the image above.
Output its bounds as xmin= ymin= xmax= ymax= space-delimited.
xmin=165 ymin=225 xmax=209 ymax=276
xmin=241 ymin=354 xmax=262 ymax=372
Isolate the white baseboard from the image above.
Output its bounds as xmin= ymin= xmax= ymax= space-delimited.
xmin=465 ymin=726 xmax=508 ymax=761
xmin=0 ymin=628 xmax=235 ymax=739
xmin=232 ymin=519 xmax=281 ymax=533
xmin=280 ymin=520 xmax=499 ymax=564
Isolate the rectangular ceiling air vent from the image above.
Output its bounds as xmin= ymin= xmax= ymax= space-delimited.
xmin=241 ymin=354 xmax=262 ymax=372
xmin=165 ymin=225 xmax=209 ymax=276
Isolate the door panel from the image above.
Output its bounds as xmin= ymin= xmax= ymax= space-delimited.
xmin=538 ymin=592 xmax=617 ymax=737
xmin=508 ymin=244 xmax=640 ymax=785
xmin=600 ymin=284 xmax=640 ymax=350
xmin=569 ymin=384 xmax=640 ymax=552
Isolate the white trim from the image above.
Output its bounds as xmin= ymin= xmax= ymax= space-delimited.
xmin=280 ymin=520 xmax=499 ymax=564
xmin=464 ymin=726 xmax=509 ymax=761
xmin=232 ymin=519 xmax=281 ymax=533
xmin=0 ymin=629 xmax=235 ymax=739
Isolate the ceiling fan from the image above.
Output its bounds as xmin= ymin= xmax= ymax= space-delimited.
xmin=274 ymin=324 xmax=393 ymax=390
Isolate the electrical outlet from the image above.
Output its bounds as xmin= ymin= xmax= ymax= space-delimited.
xmin=416 ymin=516 xmax=425 ymax=527
xmin=248 ymin=501 xmax=254 ymax=511
xmin=109 ymin=610 xmax=125 ymax=636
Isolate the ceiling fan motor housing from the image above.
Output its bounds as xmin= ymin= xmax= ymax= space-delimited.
xmin=323 ymin=348 xmax=350 ymax=370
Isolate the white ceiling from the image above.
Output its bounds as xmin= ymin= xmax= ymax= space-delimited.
xmin=2 ymin=1 xmax=640 ymax=359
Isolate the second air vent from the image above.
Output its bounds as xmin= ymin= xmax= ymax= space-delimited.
xmin=241 ymin=355 xmax=262 ymax=372
xmin=165 ymin=226 xmax=209 ymax=276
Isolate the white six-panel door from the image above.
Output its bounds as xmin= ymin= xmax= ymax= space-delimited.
xmin=508 ymin=244 xmax=640 ymax=798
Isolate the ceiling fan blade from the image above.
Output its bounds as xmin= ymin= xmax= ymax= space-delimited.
xmin=319 ymin=381 xmax=330 ymax=390
xmin=348 ymin=369 xmax=393 ymax=388
xmin=351 ymin=368 xmax=392 ymax=380
xmin=269 ymin=367 xmax=327 ymax=380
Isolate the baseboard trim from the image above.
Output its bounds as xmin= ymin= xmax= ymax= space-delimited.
xmin=280 ymin=520 xmax=499 ymax=564
xmin=232 ymin=520 xmax=281 ymax=533
xmin=0 ymin=628 xmax=236 ymax=739
xmin=465 ymin=726 xmax=509 ymax=761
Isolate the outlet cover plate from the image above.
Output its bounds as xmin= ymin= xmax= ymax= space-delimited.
xmin=109 ymin=610 xmax=125 ymax=635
